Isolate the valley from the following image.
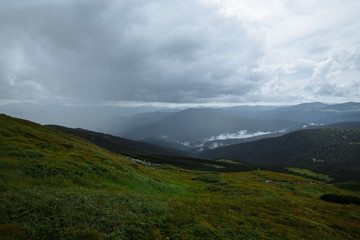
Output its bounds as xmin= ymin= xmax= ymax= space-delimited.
xmin=113 ymin=102 xmax=360 ymax=152
xmin=1 ymin=104 xmax=360 ymax=239
xmin=2 ymin=1 xmax=360 ymax=239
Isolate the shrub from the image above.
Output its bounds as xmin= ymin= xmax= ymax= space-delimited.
xmin=320 ymin=193 xmax=360 ymax=205
xmin=192 ymin=174 xmax=221 ymax=183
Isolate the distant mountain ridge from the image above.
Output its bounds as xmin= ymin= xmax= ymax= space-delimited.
xmin=199 ymin=128 xmax=360 ymax=169
xmin=2 ymin=102 xmax=359 ymax=153
xmin=235 ymin=102 xmax=360 ymax=123
xmin=121 ymin=108 xmax=302 ymax=145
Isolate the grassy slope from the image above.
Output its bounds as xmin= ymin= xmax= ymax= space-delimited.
xmin=47 ymin=125 xmax=189 ymax=158
xmin=1 ymin=114 xmax=360 ymax=240
xmin=47 ymin=125 xmax=266 ymax=173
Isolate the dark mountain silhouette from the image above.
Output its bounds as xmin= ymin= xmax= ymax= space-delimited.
xmin=141 ymin=137 xmax=191 ymax=151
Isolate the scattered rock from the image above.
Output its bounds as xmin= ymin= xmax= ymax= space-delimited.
xmin=126 ymin=156 xmax=159 ymax=168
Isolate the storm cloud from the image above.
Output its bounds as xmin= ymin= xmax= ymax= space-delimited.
xmin=0 ymin=0 xmax=359 ymax=105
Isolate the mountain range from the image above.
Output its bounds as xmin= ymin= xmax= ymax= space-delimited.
xmin=223 ymin=102 xmax=360 ymax=123
xmin=199 ymin=127 xmax=360 ymax=167
xmin=121 ymin=108 xmax=302 ymax=148
xmin=1 ymin=102 xmax=360 ymax=178
xmin=48 ymin=117 xmax=360 ymax=182
xmin=2 ymin=113 xmax=360 ymax=239
xmin=115 ymin=102 xmax=360 ymax=151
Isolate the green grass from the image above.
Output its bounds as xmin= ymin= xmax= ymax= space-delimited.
xmin=215 ymin=159 xmax=241 ymax=164
xmin=286 ymin=167 xmax=334 ymax=182
xmin=0 ymin=189 xmax=171 ymax=240
xmin=1 ymin=114 xmax=360 ymax=239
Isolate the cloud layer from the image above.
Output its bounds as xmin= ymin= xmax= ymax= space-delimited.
xmin=205 ymin=130 xmax=273 ymax=141
xmin=0 ymin=0 xmax=359 ymax=105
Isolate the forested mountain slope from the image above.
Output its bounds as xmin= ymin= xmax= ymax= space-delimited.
xmin=200 ymin=128 xmax=360 ymax=168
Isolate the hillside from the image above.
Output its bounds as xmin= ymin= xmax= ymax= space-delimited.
xmin=200 ymin=128 xmax=360 ymax=166
xmin=1 ymin=114 xmax=360 ymax=239
xmin=46 ymin=124 xmax=268 ymax=172
xmin=314 ymin=122 xmax=360 ymax=129
xmin=200 ymin=128 xmax=360 ymax=181
xmin=47 ymin=125 xmax=188 ymax=158
xmin=118 ymin=103 xmax=360 ymax=151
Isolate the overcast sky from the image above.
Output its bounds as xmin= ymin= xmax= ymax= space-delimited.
xmin=1 ymin=0 xmax=360 ymax=107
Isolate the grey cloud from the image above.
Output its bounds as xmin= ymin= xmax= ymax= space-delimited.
xmin=0 ymin=0 xmax=266 ymax=103
xmin=1 ymin=0 xmax=359 ymax=105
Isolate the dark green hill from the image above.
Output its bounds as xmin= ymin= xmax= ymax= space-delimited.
xmin=141 ymin=137 xmax=191 ymax=151
xmin=1 ymin=114 xmax=360 ymax=240
xmin=200 ymin=128 xmax=360 ymax=167
xmin=315 ymin=122 xmax=360 ymax=129
xmin=46 ymin=124 xmax=265 ymax=172
xmin=47 ymin=124 xmax=189 ymax=158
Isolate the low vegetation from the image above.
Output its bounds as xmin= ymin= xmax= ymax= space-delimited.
xmin=215 ymin=159 xmax=242 ymax=164
xmin=1 ymin=114 xmax=360 ymax=239
xmin=320 ymin=193 xmax=360 ymax=205
xmin=286 ymin=167 xmax=334 ymax=182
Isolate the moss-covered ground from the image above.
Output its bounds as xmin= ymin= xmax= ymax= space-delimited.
xmin=286 ymin=167 xmax=334 ymax=182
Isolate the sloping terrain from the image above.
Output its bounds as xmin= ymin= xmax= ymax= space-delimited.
xmin=118 ymin=102 xmax=360 ymax=151
xmin=141 ymin=137 xmax=192 ymax=151
xmin=47 ymin=125 xmax=188 ymax=158
xmin=197 ymin=121 xmax=360 ymax=152
xmin=1 ymin=114 xmax=360 ymax=239
xmin=200 ymin=128 xmax=360 ymax=166
xmin=314 ymin=122 xmax=360 ymax=129
xmin=47 ymin=124 xmax=265 ymax=172
xmin=200 ymin=128 xmax=360 ymax=181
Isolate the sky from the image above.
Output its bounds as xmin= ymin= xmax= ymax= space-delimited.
xmin=1 ymin=0 xmax=360 ymax=107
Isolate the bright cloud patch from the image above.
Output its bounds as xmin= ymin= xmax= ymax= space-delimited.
xmin=205 ymin=130 xmax=273 ymax=141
